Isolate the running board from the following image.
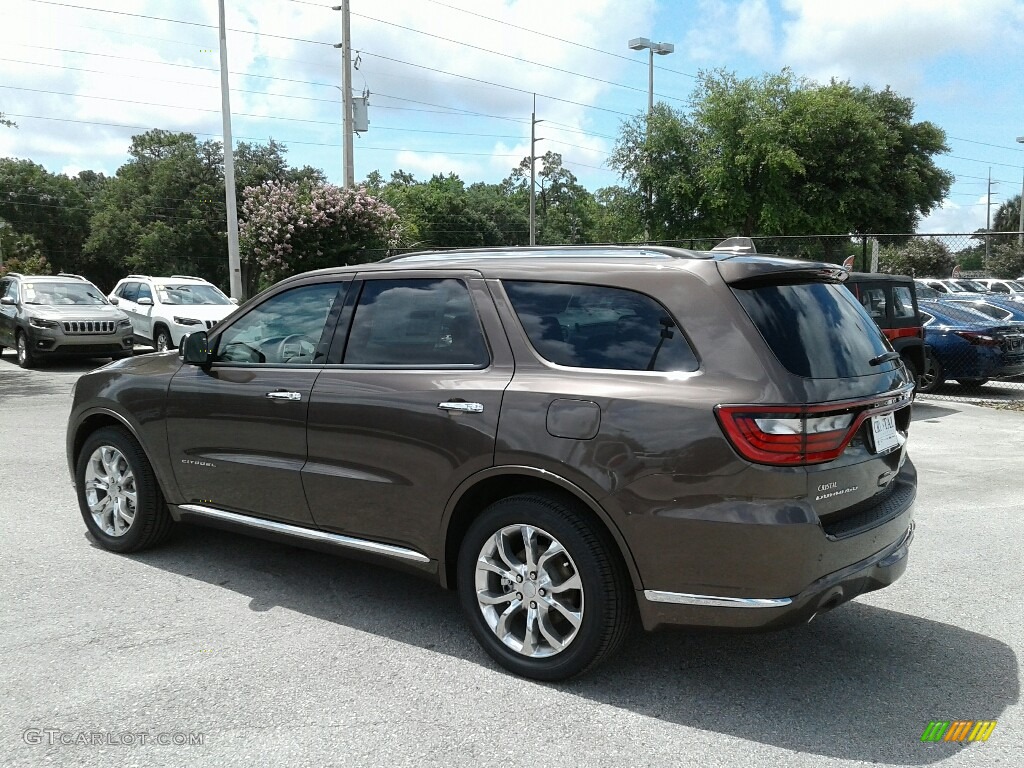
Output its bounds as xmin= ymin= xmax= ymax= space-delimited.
xmin=177 ymin=504 xmax=431 ymax=564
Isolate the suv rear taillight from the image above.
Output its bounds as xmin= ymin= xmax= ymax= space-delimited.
xmin=954 ymin=331 xmax=1000 ymax=347
xmin=715 ymin=390 xmax=913 ymax=466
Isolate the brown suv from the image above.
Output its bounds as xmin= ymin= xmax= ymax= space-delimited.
xmin=66 ymin=247 xmax=917 ymax=680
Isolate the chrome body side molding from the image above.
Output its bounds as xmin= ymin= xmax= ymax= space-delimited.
xmin=643 ymin=590 xmax=793 ymax=608
xmin=177 ymin=504 xmax=431 ymax=563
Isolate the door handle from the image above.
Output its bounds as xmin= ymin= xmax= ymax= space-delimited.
xmin=438 ymin=401 xmax=484 ymax=413
xmin=266 ymin=391 xmax=302 ymax=401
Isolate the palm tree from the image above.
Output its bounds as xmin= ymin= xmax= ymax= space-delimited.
xmin=993 ymin=194 xmax=1022 ymax=232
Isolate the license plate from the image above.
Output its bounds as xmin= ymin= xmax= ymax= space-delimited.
xmin=871 ymin=412 xmax=900 ymax=454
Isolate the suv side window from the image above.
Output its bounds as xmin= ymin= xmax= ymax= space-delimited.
xmin=859 ymin=287 xmax=887 ymax=319
xmin=989 ymin=282 xmax=1009 ymax=293
xmin=121 ymin=282 xmax=139 ymax=302
xmin=344 ymin=279 xmax=488 ymax=367
xmin=503 ymin=281 xmax=699 ymax=372
xmin=0 ymin=279 xmax=14 ymax=301
xmin=216 ymin=282 xmax=342 ymax=365
xmin=891 ymin=286 xmax=915 ymax=319
xmin=137 ymin=282 xmax=153 ymax=302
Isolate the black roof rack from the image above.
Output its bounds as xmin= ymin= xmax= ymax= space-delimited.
xmin=57 ymin=272 xmax=88 ymax=280
xmin=169 ymin=275 xmax=207 ymax=281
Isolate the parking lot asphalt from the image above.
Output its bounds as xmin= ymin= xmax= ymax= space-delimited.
xmin=0 ymin=353 xmax=1021 ymax=768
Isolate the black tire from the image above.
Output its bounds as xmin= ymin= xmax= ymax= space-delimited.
xmin=900 ymin=354 xmax=921 ymax=391
xmin=918 ymin=351 xmax=944 ymax=393
xmin=154 ymin=326 xmax=173 ymax=353
xmin=956 ymin=378 xmax=989 ymax=388
xmin=75 ymin=426 xmax=173 ymax=553
xmin=457 ymin=493 xmax=633 ymax=681
xmin=16 ymin=330 xmax=35 ymax=369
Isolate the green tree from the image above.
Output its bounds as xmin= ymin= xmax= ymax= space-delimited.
xmin=504 ymin=152 xmax=599 ymax=244
xmin=878 ymin=238 xmax=956 ymax=277
xmin=610 ymin=69 xmax=953 ymax=246
xmin=993 ymin=194 xmax=1021 ymax=233
xmin=0 ymin=159 xmax=92 ymax=273
xmin=987 ymin=241 xmax=1024 ymax=278
xmin=84 ymin=130 xmax=227 ymax=290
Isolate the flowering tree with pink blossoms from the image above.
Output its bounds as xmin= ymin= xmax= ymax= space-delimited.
xmin=239 ymin=180 xmax=400 ymax=296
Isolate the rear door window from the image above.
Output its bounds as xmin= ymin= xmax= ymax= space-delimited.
xmin=121 ymin=282 xmax=139 ymax=302
xmin=732 ymin=281 xmax=893 ymax=378
xmin=891 ymin=286 xmax=916 ymax=320
xmin=503 ymin=281 xmax=698 ymax=372
xmin=344 ymin=279 xmax=489 ymax=367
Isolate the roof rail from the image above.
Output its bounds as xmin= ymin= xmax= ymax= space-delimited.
xmin=57 ymin=272 xmax=87 ymax=280
xmin=169 ymin=275 xmax=207 ymax=281
xmin=126 ymin=274 xmax=149 ymax=279
xmin=4 ymin=271 xmax=24 ymax=278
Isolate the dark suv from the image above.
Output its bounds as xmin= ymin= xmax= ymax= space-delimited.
xmin=843 ymin=273 xmax=926 ymax=386
xmin=66 ymin=247 xmax=917 ymax=680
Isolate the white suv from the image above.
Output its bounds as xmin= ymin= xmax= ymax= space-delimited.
xmin=109 ymin=275 xmax=238 ymax=352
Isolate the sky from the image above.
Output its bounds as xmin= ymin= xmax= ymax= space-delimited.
xmin=1 ymin=0 xmax=1023 ymax=235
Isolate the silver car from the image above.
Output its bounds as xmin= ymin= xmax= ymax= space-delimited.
xmin=0 ymin=273 xmax=134 ymax=368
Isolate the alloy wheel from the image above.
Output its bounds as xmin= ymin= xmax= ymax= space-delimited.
xmin=474 ymin=524 xmax=584 ymax=658
xmin=83 ymin=446 xmax=138 ymax=536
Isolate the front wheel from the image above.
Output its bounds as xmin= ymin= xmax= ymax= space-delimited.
xmin=918 ymin=351 xmax=944 ymax=393
xmin=457 ymin=494 xmax=633 ymax=680
xmin=16 ymin=331 xmax=35 ymax=369
xmin=154 ymin=327 xmax=173 ymax=353
xmin=75 ymin=426 xmax=173 ymax=552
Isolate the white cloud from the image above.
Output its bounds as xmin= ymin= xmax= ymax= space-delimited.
xmin=918 ymin=196 xmax=988 ymax=234
xmin=778 ymin=0 xmax=1024 ymax=89
xmin=735 ymin=0 xmax=774 ymax=58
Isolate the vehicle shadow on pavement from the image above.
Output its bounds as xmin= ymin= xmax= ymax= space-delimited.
xmin=124 ymin=524 xmax=1018 ymax=765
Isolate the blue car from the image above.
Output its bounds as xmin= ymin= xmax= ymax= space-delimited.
xmin=939 ymin=296 xmax=1024 ymax=324
xmin=918 ymin=300 xmax=1024 ymax=392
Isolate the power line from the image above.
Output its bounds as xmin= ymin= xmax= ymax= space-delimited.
xmin=417 ymin=0 xmax=698 ymax=81
xmin=947 ymin=155 xmax=1024 ymax=170
xmin=341 ymin=7 xmax=686 ymax=105
xmin=357 ymin=49 xmax=634 ymax=117
xmin=948 ymin=136 xmax=1024 ymax=153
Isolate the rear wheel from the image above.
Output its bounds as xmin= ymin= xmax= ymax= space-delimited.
xmin=457 ymin=493 xmax=632 ymax=681
xmin=918 ymin=351 xmax=944 ymax=393
xmin=956 ymin=378 xmax=989 ymax=388
xmin=900 ymin=354 xmax=921 ymax=390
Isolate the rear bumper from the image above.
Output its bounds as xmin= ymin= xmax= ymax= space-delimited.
xmin=637 ymin=522 xmax=913 ymax=631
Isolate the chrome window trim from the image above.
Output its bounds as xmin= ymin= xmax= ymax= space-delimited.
xmin=178 ymin=504 xmax=430 ymax=563
xmin=643 ymin=590 xmax=793 ymax=608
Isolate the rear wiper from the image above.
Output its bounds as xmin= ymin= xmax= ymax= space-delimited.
xmin=869 ymin=351 xmax=902 ymax=366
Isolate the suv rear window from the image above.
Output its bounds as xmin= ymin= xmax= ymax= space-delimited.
xmin=732 ymin=282 xmax=893 ymax=378
xmin=503 ymin=281 xmax=698 ymax=372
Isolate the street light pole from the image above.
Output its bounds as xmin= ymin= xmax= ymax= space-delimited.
xmin=218 ymin=0 xmax=242 ymax=300
xmin=628 ymin=37 xmax=673 ymax=241
xmin=333 ymin=1 xmax=355 ymax=189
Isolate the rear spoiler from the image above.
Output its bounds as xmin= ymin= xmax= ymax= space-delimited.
xmin=717 ymin=256 xmax=849 ymax=288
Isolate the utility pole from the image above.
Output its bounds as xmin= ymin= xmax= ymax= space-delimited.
xmin=986 ymin=167 xmax=993 ymax=266
xmin=1017 ymin=136 xmax=1024 ymax=245
xmin=218 ymin=0 xmax=242 ymax=300
xmin=528 ymin=94 xmax=544 ymax=246
xmin=333 ymin=2 xmax=354 ymax=188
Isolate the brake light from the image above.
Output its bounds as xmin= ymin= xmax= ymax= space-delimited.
xmin=954 ymin=331 xmax=1001 ymax=347
xmin=716 ymin=406 xmax=859 ymax=466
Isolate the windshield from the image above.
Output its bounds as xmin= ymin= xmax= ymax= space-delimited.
xmin=156 ymin=284 xmax=230 ymax=305
xmin=1007 ymin=281 xmax=1024 ymax=291
xmin=23 ymin=282 xmax=108 ymax=305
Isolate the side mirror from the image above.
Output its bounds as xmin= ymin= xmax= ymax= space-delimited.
xmin=109 ymin=296 xmax=119 ymax=305
xmin=229 ymin=297 xmax=240 ymax=305
xmin=180 ymin=331 xmax=212 ymax=366
xmin=138 ymin=297 xmax=153 ymax=306
xmin=0 ymin=295 xmax=15 ymax=306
